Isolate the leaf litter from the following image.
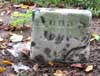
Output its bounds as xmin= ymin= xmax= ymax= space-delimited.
xmin=0 ymin=3 xmax=97 ymax=76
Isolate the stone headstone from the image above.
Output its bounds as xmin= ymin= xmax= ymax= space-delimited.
xmin=30 ymin=8 xmax=92 ymax=63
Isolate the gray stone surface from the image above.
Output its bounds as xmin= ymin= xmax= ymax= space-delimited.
xmin=30 ymin=8 xmax=92 ymax=63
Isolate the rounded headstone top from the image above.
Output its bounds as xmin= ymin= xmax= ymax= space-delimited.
xmin=33 ymin=8 xmax=92 ymax=17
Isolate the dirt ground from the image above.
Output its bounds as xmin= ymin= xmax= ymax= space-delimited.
xmin=89 ymin=18 xmax=100 ymax=76
xmin=0 ymin=4 xmax=100 ymax=76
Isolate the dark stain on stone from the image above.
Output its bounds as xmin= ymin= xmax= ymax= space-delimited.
xmin=74 ymin=37 xmax=79 ymax=40
xmin=64 ymin=45 xmax=87 ymax=61
xmin=40 ymin=16 xmax=45 ymax=24
xmin=32 ymin=12 xmax=35 ymax=21
xmin=79 ymin=54 xmax=87 ymax=62
xmin=55 ymin=34 xmax=64 ymax=44
xmin=81 ymin=35 xmax=89 ymax=44
xmin=49 ymin=33 xmax=55 ymax=40
xmin=78 ymin=25 xmax=81 ymax=29
xmin=44 ymin=30 xmax=47 ymax=38
xmin=62 ymin=48 xmax=67 ymax=52
xmin=44 ymin=31 xmax=55 ymax=40
xmin=34 ymin=54 xmax=46 ymax=64
xmin=31 ymin=41 xmax=36 ymax=46
xmin=66 ymin=37 xmax=69 ymax=41
xmin=40 ymin=36 xmax=42 ymax=38
xmin=66 ymin=43 xmax=70 ymax=47
xmin=44 ymin=48 xmax=51 ymax=57
xmin=80 ymin=21 xmax=86 ymax=28
xmin=49 ymin=20 xmax=52 ymax=25
xmin=81 ymin=36 xmax=87 ymax=42
xmin=53 ymin=51 xmax=57 ymax=56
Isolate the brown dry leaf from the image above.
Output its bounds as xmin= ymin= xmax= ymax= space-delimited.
xmin=85 ymin=65 xmax=93 ymax=72
xmin=55 ymin=70 xmax=63 ymax=74
xmin=71 ymin=63 xmax=83 ymax=68
xmin=23 ymin=36 xmax=31 ymax=41
xmin=4 ymin=26 xmax=12 ymax=31
xmin=2 ymin=60 xmax=12 ymax=65
xmin=0 ymin=67 xmax=6 ymax=73
xmin=0 ymin=45 xmax=7 ymax=49
xmin=25 ymin=25 xmax=32 ymax=29
xmin=54 ymin=70 xmax=68 ymax=76
xmin=48 ymin=61 xmax=55 ymax=66
xmin=63 ymin=70 xmax=68 ymax=74
xmin=8 ymin=32 xmax=14 ymax=36
xmin=15 ymin=26 xmax=22 ymax=30
xmin=33 ymin=64 xmax=39 ymax=71
xmin=21 ymin=48 xmax=29 ymax=55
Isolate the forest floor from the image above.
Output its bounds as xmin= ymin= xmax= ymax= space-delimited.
xmin=0 ymin=3 xmax=100 ymax=76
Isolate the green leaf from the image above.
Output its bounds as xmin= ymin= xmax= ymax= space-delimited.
xmin=95 ymin=35 xmax=100 ymax=41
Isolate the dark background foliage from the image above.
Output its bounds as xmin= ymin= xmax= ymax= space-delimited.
xmin=3 ymin=0 xmax=100 ymax=16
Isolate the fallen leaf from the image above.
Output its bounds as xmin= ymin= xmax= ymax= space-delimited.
xmin=8 ymin=32 xmax=13 ymax=36
xmin=0 ymin=67 xmax=6 ymax=73
xmin=0 ymin=18 xmax=3 ymax=22
xmin=63 ymin=70 xmax=68 ymax=74
xmin=90 ymin=38 xmax=95 ymax=42
xmin=85 ymin=65 xmax=93 ymax=72
xmin=4 ymin=26 xmax=12 ymax=31
xmin=12 ymin=63 xmax=30 ymax=73
xmin=7 ymin=48 xmax=19 ymax=57
xmin=15 ymin=26 xmax=22 ymax=30
xmin=10 ymin=33 xmax=23 ymax=42
xmin=7 ymin=9 xmax=12 ymax=15
xmin=71 ymin=63 xmax=83 ymax=68
xmin=13 ymin=4 xmax=21 ymax=8
xmin=7 ymin=42 xmax=30 ymax=57
xmin=0 ymin=11 xmax=6 ymax=16
xmin=7 ymin=73 xmax=16 ymax=76
xmin=25 ymin=25 xmax=32 ymax=29
xmin=48 ymin=61 xmax=55 ymax=66
xmin=0 ymin=45 xmax=7 ymax=49
xmin=92 ymin=32 xmax=100 ymax=41
xmin=33 ymin=64 xmax=39 ymax=71
xmin=23 ymin=36 xmax=31 ymax=41
xmin=54 ymin=70 xmax=68 ymax=76
xmin=0 ymin=37 xmax=3 ymax=41
xmin=2 ymin=60 xmax=12 ymax=65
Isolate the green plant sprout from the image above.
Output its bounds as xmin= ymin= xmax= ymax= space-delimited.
xmin=10 ymin=10 xmax=32 ymax=27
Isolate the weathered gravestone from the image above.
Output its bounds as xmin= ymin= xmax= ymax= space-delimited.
xmin=30 ymin=8 xmax=92 ymax=63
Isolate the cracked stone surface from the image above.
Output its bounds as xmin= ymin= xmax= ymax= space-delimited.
xmin=31 ymin=8 xmax=92 ymax=63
